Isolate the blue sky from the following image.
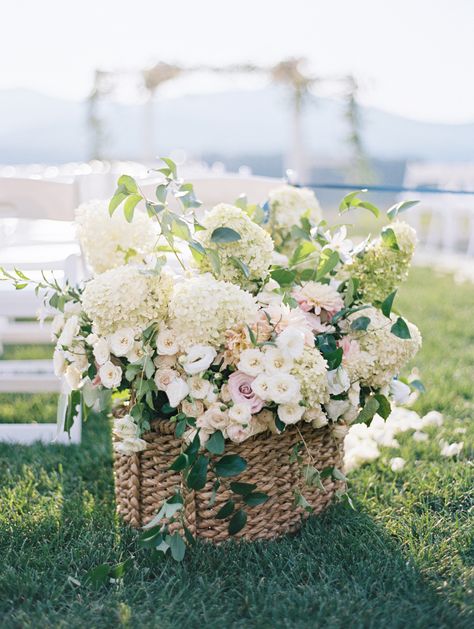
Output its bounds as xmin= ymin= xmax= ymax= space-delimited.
xmin=2 ymin=0 xmax=473 ymax=123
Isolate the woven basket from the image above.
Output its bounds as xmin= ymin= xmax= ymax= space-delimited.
xmin=114 ymin=418 xmax=345 ymax=543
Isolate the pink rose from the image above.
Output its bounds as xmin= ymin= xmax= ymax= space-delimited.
xmin=228 ymin=371 xmax=264 ymax=413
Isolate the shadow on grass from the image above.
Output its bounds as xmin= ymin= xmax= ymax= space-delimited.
xmin=0 ymin=413 xmax=470 ymax=629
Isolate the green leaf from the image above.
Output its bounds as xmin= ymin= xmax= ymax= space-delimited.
xmin=410 ymin=379 xmax=425 ymax=393
xmin=332 ymin=468 xmax=348 ymax=482
xmin=206 ymin=249 xmax=221 ymax=275
xmin=175 ymin=418 xmax=187 ymax=438
xmin=344 ymin=277 xmax=359 ymax=307
xmin=381 ymin=290 xmax=397 ymax=318
xmin=109 ymin=190 xmax=127 ymax=215
xmin=350 ymin=316 xmax=371 ymax=331
xmin=205 ymin=430 xmax=225 ymax=455
xmin=325 ymin=347 xmax=343 ymax=370
xmin=229 ymin=481 xmax=257 ymax=496
xmin=387 ymin=199 xmax=419 ymax=220
xmin=215 ymin=500 xmax=235 ymax=519
xmin=230 ymin=256 xmax=250 ymax=279
xmin=293 ymin=491 xmax=313 ymax=513
xmin=228 ymin=509 xmax=247 ymax=535
xmin=155 ymin=184 xmax=168 ymax=203
xmin=355 ymin=397 xmax=380 ymax=424
xmin=187 ymin=455 xmax=209 ymax=490
xmin=171 ymin=217 xmax=192 ymax=241
xmin=316 ymin=250 xmax=340 ymax=281
xmin=290 ymin=241 xmax=317 ymax=266
xmin=167 ymin=532 xmax=186 ymax=562
xmin=374 ymin=394 xmax=391 ymax=419
xmin=215 ymin=454 xmax=247 ymax=478
xmin=391 ymin=317 xmax=411 ymax=339
xmin=109 ymin=559 xmax=132 ymax=580
xmin=243 ymin=492 xmax=269 ymax=507
xmin=123 ymin=193 xmax=142 ymax=222
xmin=339 ymin=189 xmax=380 ymax=217
xmin=86 ymin=564 xmax=110 ymax=588
xmin=270 ymin=268 xmax=296 ymax=286
xmin=235 ymin=194 xmax=247 ymax=210
xmin=169 ymin=452 xmax=189 ymax=472
xmin=117 ymin=174 xmax=138 ymax=193
xmin=160 ymin=157 xmax=177 ymax=178
xmin=381 ymin=227 xmax=400 ymax=250
xmin=210 ymin=227 xmax=241 ymax=244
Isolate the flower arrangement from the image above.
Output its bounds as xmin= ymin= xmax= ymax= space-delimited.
xmin=1 ymin=159 xmax=422 ymax=560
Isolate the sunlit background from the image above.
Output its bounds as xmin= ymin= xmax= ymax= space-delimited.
xmin=2 ymin=0 xmax=474 ymax=175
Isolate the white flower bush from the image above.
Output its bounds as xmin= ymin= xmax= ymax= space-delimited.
xmin=6 ymin=159 xmax=427 ymax=557
xmin=196 ymin=204 xmax=274 ymax=288
xmin=76 ymin=199 xmax=159 ymax=274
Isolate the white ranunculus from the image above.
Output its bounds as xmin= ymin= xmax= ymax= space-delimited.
xmin=126 ymin=341 xmax=145 ymax=364
xmin=99 ymin=361 xmax=123 ymax=388
xmin=268 ymin=373 xmax=300 ymax=404
xmin=227 ymin=423 xmax=252 ymax=443
xmin=113 ymin=415 xmax=139 ymax=439
xmin=51 ymin=314 xmax=65 ymax=339
xmin=154 ymin=368 xmax=178 ymax=391
xmin=53 ymin=349 xmax=67 ymax=377
xmin=228 ymin=403 xmax=252 ymax=425
xmin=64 ymin=365 xmax=82 ymax=390
xmin=114 ymin=437 xmax=147 ymax=455
xmin=276 ymin=326 xmax=305 ymax=359
xmin=166 ymin=377 xmax=190 ymax=408
xmin=57 ymin=315 xmax=79 ymax=347
xmin=109 ymin=328 xmax=135 ymax=357
xmin=389 ymin=379 xmax=411 ymax=404
xmin=327 ymin=367 xmax=351 ymax=395
xmin=237 ymin=348 xmax=266 ymax=377
xmin=251 ymin=373 xmax=274 ymax=401
xmin=93 ymin=338 xmax=110 ymax=365
xmin=156 ymin=327 xmax=179 ymax=356
xmin=182 ymin=345 xmax=217 ymax=375
xmin=277 ymin=402 xmax=305 ymax=425
xmin=325 ymin=399 xmax=351 ymax=421
xmin=389 ymin=457 xmax=406 ymax=472
xmin=187 ymin=375 xmax=211 ymax=400
xmin=263 ymin=347 xmax=293 ymax=374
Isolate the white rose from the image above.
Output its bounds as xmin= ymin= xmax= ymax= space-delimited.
xmin=327 ymin=367 xmax=351 ymax=395
xmin=263 ymin=347 xmax=293 ymax=374
xmin=197 ymin=403 xmax=229 ymax=431
xmin=154 ymin=354 xmax=177 ymax=369
xmin=114 ymin=437 xmax=147 ymax=455
xmin=182 ymin=344 xmax=217 ymax=375
xmin=188 ymin=376 xmax=211 ymax=400
xmin=109 ymin=328 xmax=135 ymax=357
xmin=227 ymin=423 xmax=252 ymax=443
xmin=57 ymin=315 xmax=79 ymax=347
xmin=93 ymin=338 xmax=110 ymax=365
xmin=228 ymin=403 xmax=252 ymax=425
xmin=113 ymin=415 xmax=139 ymax=439
xmin=276 ymin=326 xmax=305 ymax=359
xmin=277 ymin=402 xmax=304 ymax=425
xmin=53 ymin=349 xmax=66 ymax=377
xmin=205 ymin=388 xmax=218 ymax=406
xmin=154 ymin=368 xmax=178 ymax=391
xmin=181 ymin=398 xmax=205 ymax=417
xmin=237 ymin=348 xmax=266 ymax=377
xmin=99 ymin=361 xmax=123 ymax=388
xmin=304 ymin=405 xmax=328 ymax=428
xmin=64 ymin=365 xmax=82 ymax=390
xmin=156 ymin=327 xmax=179 ymax=355
xmin=268 ymin=373 xmax=300 ymax=404
xmin=251 ymin=373 xmax=274 ymax=401
xmin=165 ymin=377 xmax=190 ymax=408
xmin=389 ymin=379 xmax=411 ymax=404
xmin=126 ymin=341 xmax=145 ymax=364
xmin=86 ymin=332 xmax=99 ymax=346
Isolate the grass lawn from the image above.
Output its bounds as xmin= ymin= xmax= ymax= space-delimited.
xmin=0 ymin=267 xmax=472 ymax=628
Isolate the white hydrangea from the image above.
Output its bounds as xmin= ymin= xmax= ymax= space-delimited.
xmin=390 ymin=221 xmax=418 ymax=254
xmin=196 ymin=204 xmax=274 ymax=287
xmin=76 ymin=199 xmax=159 ymax=274
xmin=291 ymin=347 xmax=329 ymax=408
xmin=268 ymin=185 xmax=322 ymax=230
xmin=82 ymin=265 xmax=174 ymax=335
xmin=347 ymin=307 xmax=422 ymax=388
xmin=169 ymin=274 xmax=259 ymax=348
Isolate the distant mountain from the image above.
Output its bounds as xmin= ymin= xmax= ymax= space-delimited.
xmin=0 ymin=87 xmax=473 ymax=164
